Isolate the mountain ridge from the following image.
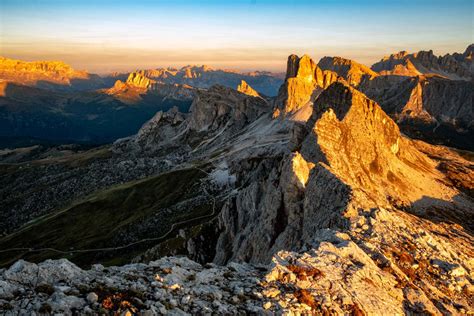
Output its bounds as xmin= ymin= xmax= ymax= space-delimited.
xmin=0 ymin=48 xmax=473 ymax=315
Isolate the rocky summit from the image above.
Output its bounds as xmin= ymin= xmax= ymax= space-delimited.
xmin=1 ymin=46 xmax=473 ymax=315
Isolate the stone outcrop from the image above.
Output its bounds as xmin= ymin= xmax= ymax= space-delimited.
xmin=236 ymin=80 xmax=261 ymax=97
xmin=274 ymin=54 xmax=340 ymax=116
xmin=122 ymin=65 xmax=283 ymax=96
xmin=361 ymin=74 xmax=474 ymax=150
xmin=2 ymin=51 xmax=474 ymax=315
xmin=0 ymin=56 xmax=104 ymax=91
xmin=371 ymin=45 xmax=474 ymax=80
xmin=318 ymin=56 xmax=378 ymax=87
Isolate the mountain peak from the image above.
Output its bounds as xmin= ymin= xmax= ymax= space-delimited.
xmin=275 ymin=54 xmax=340 ymax=115
xmin=464 ymin=43 xmax=474 ymax=57
xmin=372 ymin=47 xmax=473 ymax=80
xmin=236 ymin=80 xmax=260 ymax=97
xmin=126 ymin=72 xmax=156 ymax=88
xmin=302 ymin=81 xmax=452 ymax=207
xmin=0 ymin=56 xmax=99 ymax=89
xmin=318 ymin=56 xmax=377 ymax=87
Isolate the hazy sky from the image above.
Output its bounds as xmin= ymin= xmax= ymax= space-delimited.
xmin=1 ymin=0 xmax=472 ymax=73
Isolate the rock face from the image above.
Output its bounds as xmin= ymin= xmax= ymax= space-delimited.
xmin=361 ymin=74 xmax=474 ymax=150
xmin=0 ymin=56 xmax=104 ymax=91
xmin=318 ymin=56 xmax=378 ymax=87
xmin=108 ymin=72 xmax=196 ymax=102
xmin=213 ymin=80 xmax=474 ymax=313
xmin=274 ymin=54 xmax=339 ymax=116
xmin=236 ymin=80 xmax=261 ymax=97
xmin=120 ymin=65 xmax=284 ymax=96
xmin=371 ymin=45 xmax=474 ymax=80
xmin=126 ymin=72 xmax=156 ymax=89
xmin=187 ymin=85 xmax=269 ymax=133
xmin=2 ymin=52 xmax=474 ymax=315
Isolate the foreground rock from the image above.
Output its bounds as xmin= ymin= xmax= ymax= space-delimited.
xmin=2 ymin=227 xmax=473 ymax=315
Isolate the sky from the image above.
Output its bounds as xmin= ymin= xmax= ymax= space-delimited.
xmin=0 ymin=0 xmax=472 ymax=74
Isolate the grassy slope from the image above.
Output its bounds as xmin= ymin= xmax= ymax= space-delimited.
xmin=0 ymin=166 xmax=215 ymax=267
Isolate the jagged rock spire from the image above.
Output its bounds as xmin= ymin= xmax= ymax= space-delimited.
xmin=236 ymin=80 xmax=260 ymax=97
xmin=274 ymin=54 xmax=339 ymax=116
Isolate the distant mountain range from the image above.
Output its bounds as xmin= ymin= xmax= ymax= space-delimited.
xmin=1 ymin=45 xmax=473 ymax=315
xmin=0 ymin=57 xmax=284 ymax=148
xmin=0 ymin=45 xmax=472 ymax=149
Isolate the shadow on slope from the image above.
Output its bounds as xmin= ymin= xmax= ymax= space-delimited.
xmin=0 ymin=166 xmax=220 ymax=268
xmin=0 ymin=82 xmax=192 ymax=148
xmin=405 ymin=194 xmax=474 ymax=235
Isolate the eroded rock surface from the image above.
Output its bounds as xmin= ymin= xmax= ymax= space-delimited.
xmin=274 ymin=54 xmax=340 ymax=116
xmin=371 ymin=45 xmax=474 ymax=80
xmin=2 ymin=51 xmax=474 ymax=315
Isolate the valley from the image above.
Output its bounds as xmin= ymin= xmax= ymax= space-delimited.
xmin=0 ymin=45 xmax=473 ymax=314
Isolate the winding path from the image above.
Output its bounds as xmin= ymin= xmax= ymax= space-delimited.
xmin=0 ymin=167 xmax=224 ymax=257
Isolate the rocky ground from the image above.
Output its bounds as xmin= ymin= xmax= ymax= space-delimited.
xmin=1 ymin=49 xmax=473 ymax=315
xmin=1 ymin=225 xmax=472 ymax=315
xmin=0 ymin=149 xmax=171 ymax=236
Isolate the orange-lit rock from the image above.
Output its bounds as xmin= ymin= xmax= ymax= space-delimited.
xmin=0 ymin=56 xmax=103 ymax=90
xmin=274 ymin=54 xmax=340 ymax=115
xmin=236 ymin=80 xmax=260 ymax=97
xmin=318 ymin=56 xmax=378 ymax=87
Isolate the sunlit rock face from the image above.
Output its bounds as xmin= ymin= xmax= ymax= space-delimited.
xmin=0 ymin=56 xmax=104 ymax=90
xmin=301 ymin=82 xmax=460 ymax=211
xmin=106 ymin=72 xmax=195 ymax=103
xmin=318 ymin=56 xmax=378 ymax=87
xmin=274 ymin=54 xmax=339 ymax=115
xmin=212 ymin=80 xmax=474 ymax=314
xmin=236 ymin=80 xmax=260 ymax=97
xmin=371 ymin=44 xmax=474 ymax=80
xmin=126 ymin=72 xmax=155 ymax=89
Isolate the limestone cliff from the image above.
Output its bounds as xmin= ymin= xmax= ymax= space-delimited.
xmin=274 ymin=54 xmax=340 ymax=116
xmin=236 ymin=80 xmax=261 ymax=97
xmin=361 ymin=74 xmax=474 ymax=149
xmin=106 ymin=72 xmax=195 ymax=104
xmin=371 ymin=45 xmax=474 ymax=80
xmin=318 ymin=56 xmax=378 ymax=87
xmin=213 ymin=81 xmax=473 ymax=314
xmin=0 ymin=56 xmax=104 ymax=91
xmin=126 ymin=72 xmax=156 ymax=89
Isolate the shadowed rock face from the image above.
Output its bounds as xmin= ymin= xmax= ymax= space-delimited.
xmin=361 ymin=75 xmax=474 ymax=150
xmin=214 ymin=79 xmax=474 ymax=314
xmin=187 ymin=85 xmax=269 ymax=132
xmin=1 ymin=52 xmax=473 ymax=315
